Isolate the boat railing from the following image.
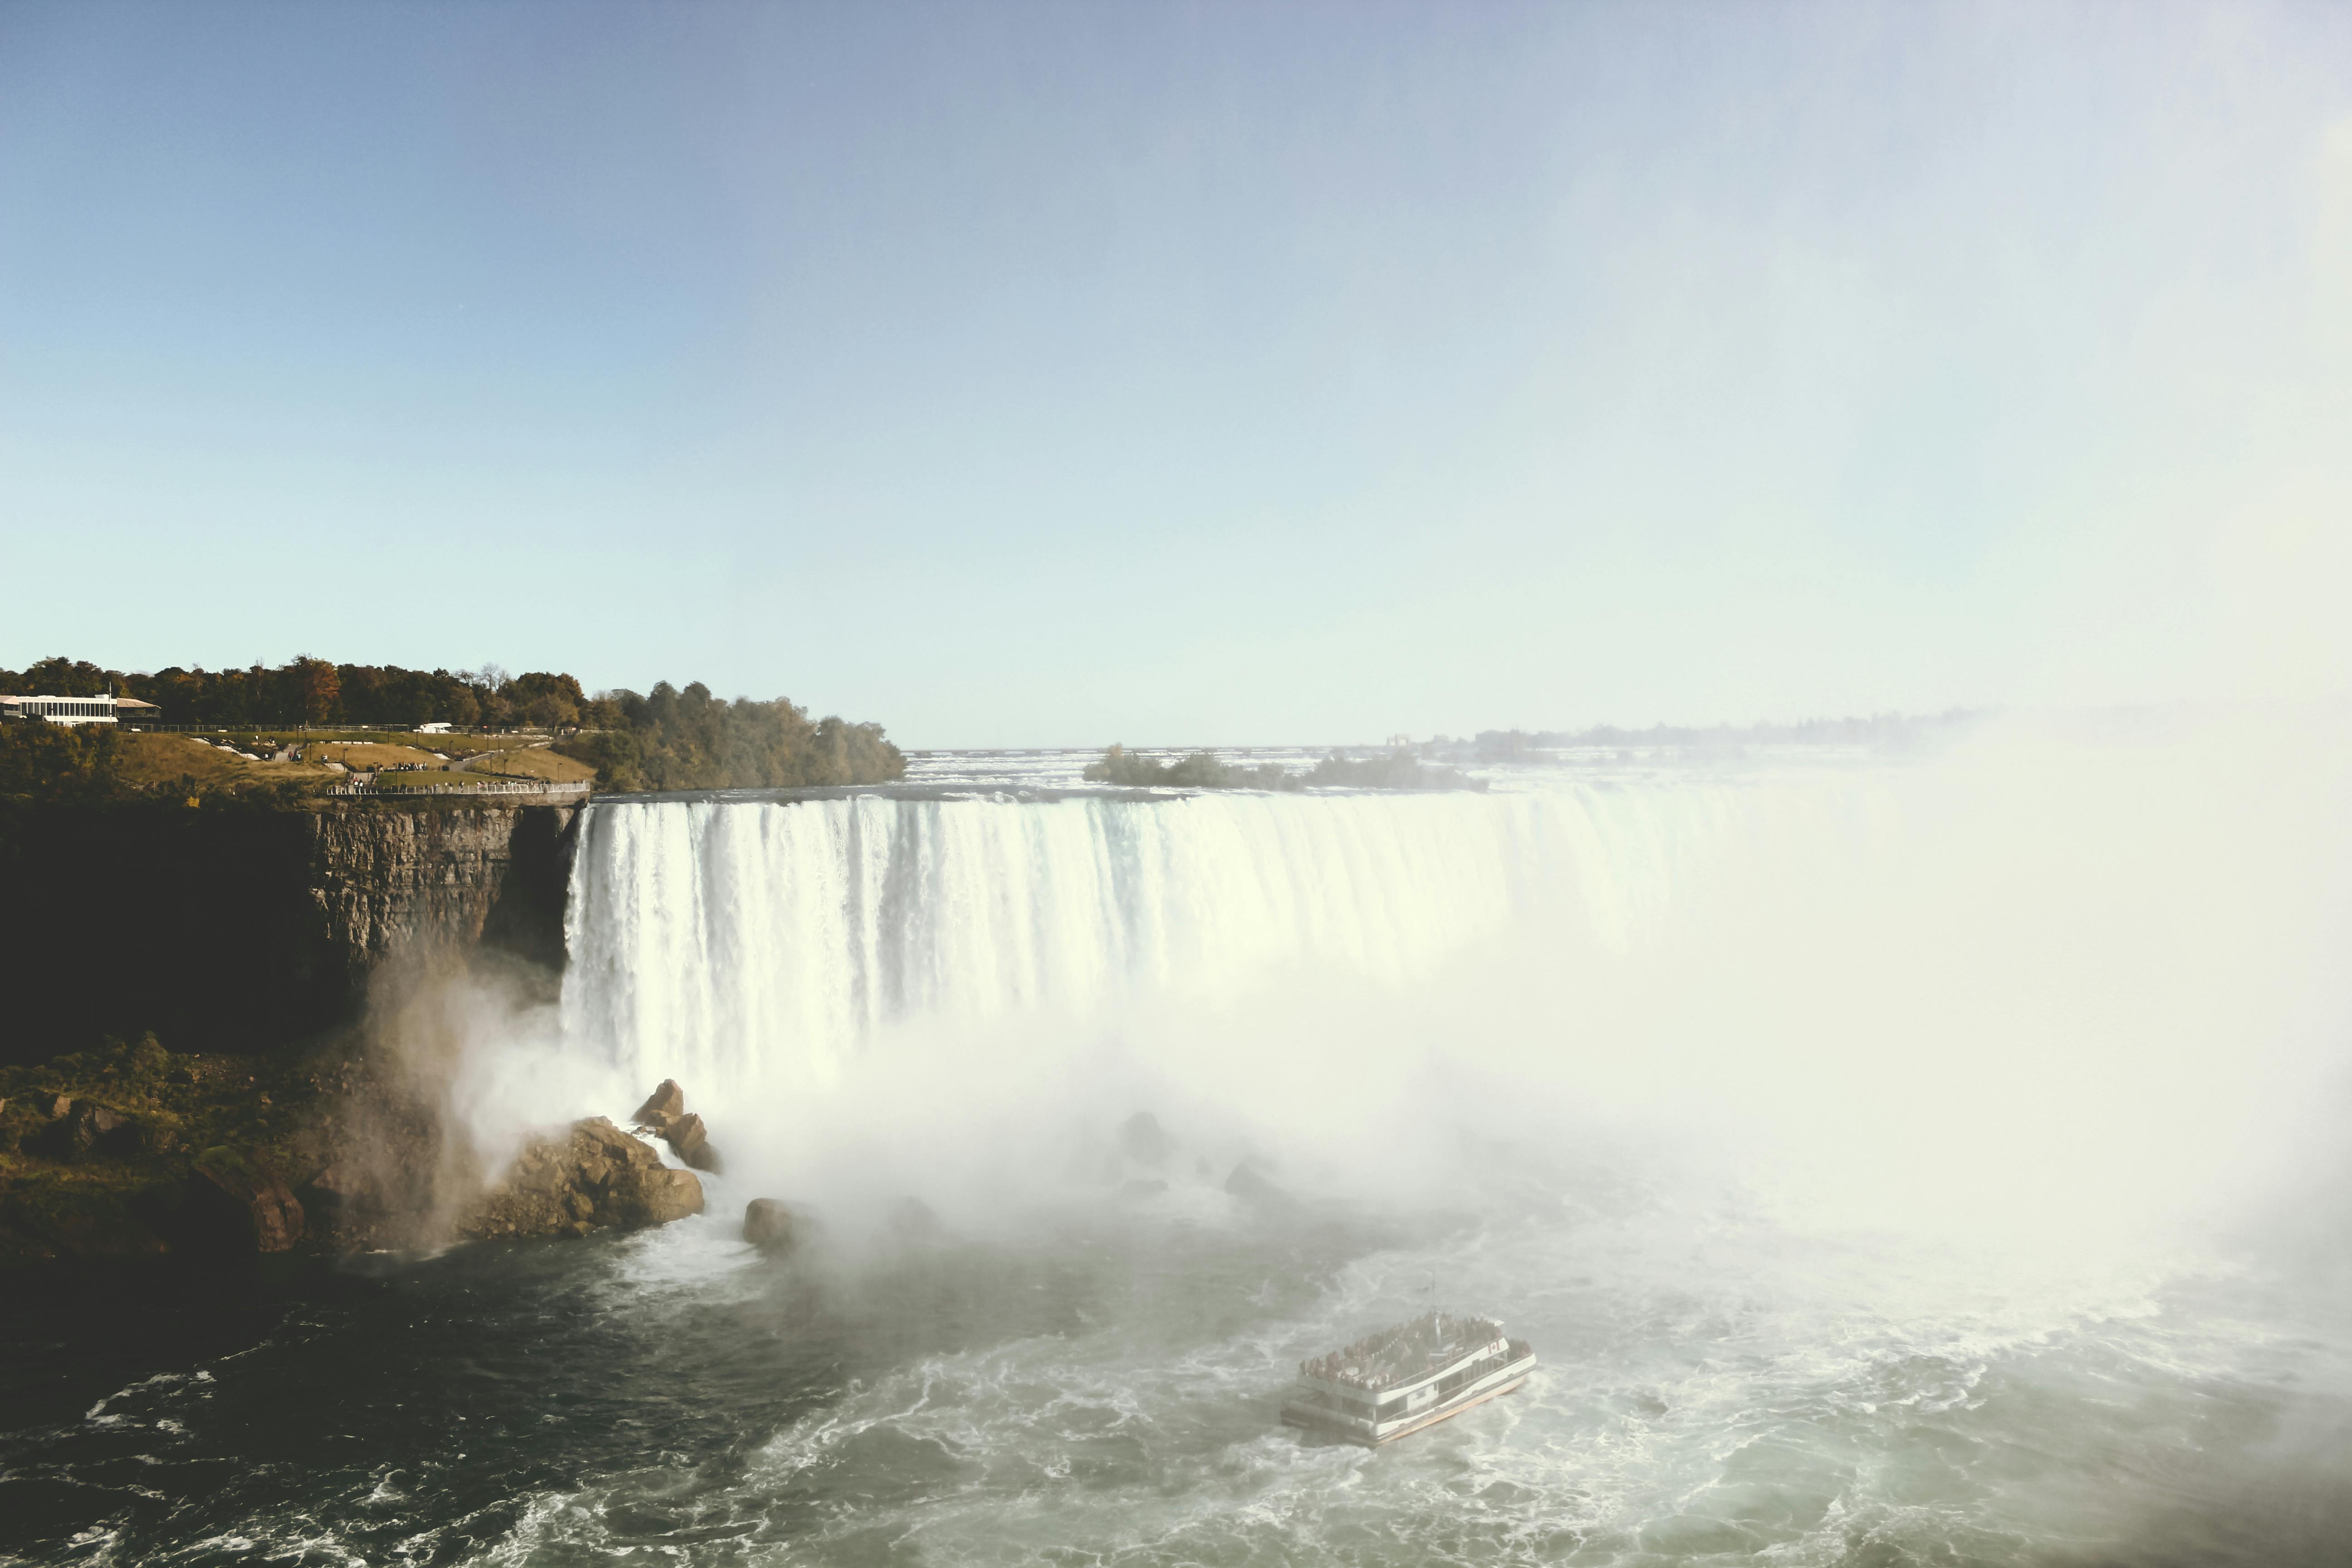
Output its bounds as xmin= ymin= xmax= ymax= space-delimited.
xmin=1300 ymin=1336 xmax=1512 ymax=1394
xmin=1298 ymin=1312 xmax=1506 ymax=1390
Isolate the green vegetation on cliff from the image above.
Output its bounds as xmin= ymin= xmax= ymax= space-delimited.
xmin=0 ymin=1036 xmax=323 ymax=1262
xmin=0 ymin=721 xmax=325 ymax=807
xmin=551 ymin=681 xmax=905 ymax=791
xmin=0 ymin=716 xmax=131 ymax=804
xmin=2 ymin=655 xmax=907 ymax=794
xmin=1081 ymin=745 xmax=1485 ymax=792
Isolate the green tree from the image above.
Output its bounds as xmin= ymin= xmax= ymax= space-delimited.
xmin=507 ymin=671 xmax=586 ymax=729
xmin=554 ymin=683 xmax=905 ymax=791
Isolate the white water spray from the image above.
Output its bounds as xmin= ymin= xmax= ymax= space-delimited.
xmin=501 ymin=721 xmax=2350 ymax=1250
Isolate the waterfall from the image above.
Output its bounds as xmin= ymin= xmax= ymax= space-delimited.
xmin=556 ymin=783 xmax=1791 ymax=1106
xmin=533 ymin=728 xmax=2350 ymax=1237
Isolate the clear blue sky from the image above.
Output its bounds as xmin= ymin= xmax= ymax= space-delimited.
xmin=4 ymin=1 xmax=2347 ymax=745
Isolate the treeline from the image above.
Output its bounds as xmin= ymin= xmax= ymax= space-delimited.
xmin=0 ymin=655 xmax=589 ymax=730
xmin=1082 ymin=745 xmax=1484 ymax=793
xmin=552 ymin=683 xmax=903 ymax=791
xmin=2 ymin=655 xmax=906 ymax=793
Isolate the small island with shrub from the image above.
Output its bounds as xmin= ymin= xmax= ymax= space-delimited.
xmin=1081 ymin=744 xmax=1486 ymax=793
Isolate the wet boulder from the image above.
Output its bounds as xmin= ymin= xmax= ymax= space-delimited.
xmin=742 ymin=1197 xmax=800 ymax=1253
xmin=460 ymin=1117 xmax=703 ymax=1242
xmin=662 ymin=1112 xmax=722 ymax=1174
xmin=1224 ymin=1162 xmax=1290 ymax=1206
xmin=187 ymin=1147 xmax=306 ymax=1253
xmin=1119 ymin=1111 xmax=1174 ymax=1167
xmin=631 ymin=1079 xmax=686 ymax=1131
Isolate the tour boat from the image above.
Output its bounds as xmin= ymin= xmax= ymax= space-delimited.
xmin=1280 ymin=1310 xmax=1536 ymax=1445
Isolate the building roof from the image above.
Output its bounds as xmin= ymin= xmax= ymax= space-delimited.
xmin=0 ymin=693 xmax=152 ymax=706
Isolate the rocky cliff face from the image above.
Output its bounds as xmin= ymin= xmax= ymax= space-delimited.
xmin=307 ymin=803 xmax=578 ymax=980
xmin=0 ymin=801 xmax=580 ymax=1065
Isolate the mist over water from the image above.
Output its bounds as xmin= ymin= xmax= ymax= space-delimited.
xmin=439 ymin=721 xmax=2352 ymax=1563
xmin=529 ymin=723 xmax=2351 ymax=1250
xmin=9 ymin=724 xmax=2350 ymax=1565
xmin=549 ymin=781 xmax=1739 ymax=1200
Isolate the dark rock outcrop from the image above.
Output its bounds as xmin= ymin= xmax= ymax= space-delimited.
xmin=28 ymin=1100 xmax=152 ymax=1163
xmin=31 ymin=1101 xmax=117 ymax=1162
xmin=743 ymin=1197 xmax=799 ymax=1252
xmin=459 ymin=1118 xmax=702 ymax=1241
xmin=1119 ymin=1111 xmax=1173 ymax=1167
xmin=295 ymin=1161 xmax=384 ymax=1239
xmin=187 ymin=1147 xmax=306 ymax=1253
xmin=1224 ymin=1162 xmax=1290 ymax=1205
xmin=112 ymin=1122 xmax=153 ymax=1159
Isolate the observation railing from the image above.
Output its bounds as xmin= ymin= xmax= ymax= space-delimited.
xmin=324 ymin=779 xmax=589 ymax=799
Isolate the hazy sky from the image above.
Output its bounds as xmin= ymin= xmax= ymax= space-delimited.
xmin=4 ymin=1 xmax=2348 ymax=745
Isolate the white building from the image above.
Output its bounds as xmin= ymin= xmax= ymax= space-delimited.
xmin=0 ymin=693 xmax=158 ymax=726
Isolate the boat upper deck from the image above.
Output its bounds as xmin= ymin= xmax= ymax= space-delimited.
xmin=1297 ymin=1311 xmax=1507 ymax=1393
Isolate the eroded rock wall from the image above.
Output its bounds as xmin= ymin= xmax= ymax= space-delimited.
xmin=307 ymin=802 xmax=578 ymax=980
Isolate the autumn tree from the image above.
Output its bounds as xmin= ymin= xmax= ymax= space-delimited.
xmin=291 ymin=657 xmax=342 ymax=726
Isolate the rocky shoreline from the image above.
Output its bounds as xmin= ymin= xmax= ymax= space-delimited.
xmin=0 ymin=1035 xmax=716 ymax=1266
xmin=0 ymin=788 xmax=767 ymax=1272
